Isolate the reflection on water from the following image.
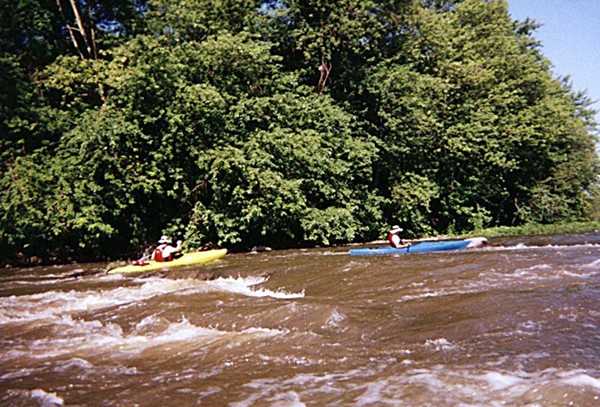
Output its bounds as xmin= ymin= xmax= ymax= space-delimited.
xmin=1 ymin=233 xmax=600 ymax=406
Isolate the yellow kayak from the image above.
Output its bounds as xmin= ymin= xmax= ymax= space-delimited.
xmin=107 ymin=249 xmax=227 ymax=274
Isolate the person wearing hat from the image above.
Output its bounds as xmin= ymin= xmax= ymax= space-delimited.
xmin=152 ymin=235 xmax=183 ymax=262
xmin=387 ymin=225 xmax=411 ymax=249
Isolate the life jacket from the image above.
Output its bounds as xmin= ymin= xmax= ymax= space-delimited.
xmin=387 ymin=233 xmax=402 ymax=248
xmin=154 ymin=244 xmax=172 ymax=262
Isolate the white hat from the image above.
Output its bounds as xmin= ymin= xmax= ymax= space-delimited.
xmin=158 ymin=235 xmax=171 ymax=244
xmin=390 ymin=225 xmax=403 ymax=234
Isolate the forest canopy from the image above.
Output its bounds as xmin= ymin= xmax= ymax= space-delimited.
xmin=1 ymin=0 xmax=598 ymax=264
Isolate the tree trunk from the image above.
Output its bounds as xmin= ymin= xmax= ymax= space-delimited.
xmin=68 ymin=0 xmax=93 ymax=58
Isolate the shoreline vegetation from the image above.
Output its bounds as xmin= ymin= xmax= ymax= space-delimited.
xmin=4 ymin=222 xmax=600 ymax=268
xmin=459 ymin=221 xmax=600 ymax=239
xmin=2 ymin=1 xmax=599 ymax=266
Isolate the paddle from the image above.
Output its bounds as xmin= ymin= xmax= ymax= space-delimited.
xmin=133 ymin=247 xmax=155 ymax=266
xmin=133 ymin=254 xmax=151 ymax=266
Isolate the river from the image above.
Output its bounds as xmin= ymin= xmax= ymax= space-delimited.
xmin=1 ymin=233 xmax=600 ymax=406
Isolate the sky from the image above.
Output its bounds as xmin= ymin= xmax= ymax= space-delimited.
xmin=507 ymin=1 xmax=600 ymax=125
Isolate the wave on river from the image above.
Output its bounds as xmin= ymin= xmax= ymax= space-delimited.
xmin=1 ymin=233 xmax=599 ymax=406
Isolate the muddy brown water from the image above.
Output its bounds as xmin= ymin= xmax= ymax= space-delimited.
xmin=1 ymin=233 xmax=600 ymax=406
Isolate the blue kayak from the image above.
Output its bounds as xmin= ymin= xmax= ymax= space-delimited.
xmin=349 ymin=237 xmax=487 ymax=256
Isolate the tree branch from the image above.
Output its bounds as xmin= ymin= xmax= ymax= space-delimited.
xmin=68 ymin=0 xmax=93 ymax=58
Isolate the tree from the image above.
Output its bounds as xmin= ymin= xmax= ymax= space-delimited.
xmin=192 ymin=88 xmax=382 ymax=248
xmin=1 ymin=0 xmax=598 ymax=264
xmin=366 ymin=0 xmax=598 ymax=233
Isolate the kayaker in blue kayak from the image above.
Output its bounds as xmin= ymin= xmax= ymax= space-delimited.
xmin=152 ymin=235 xmax=183 ymax=262
xmin=387 ymin=225 xmax=411 ymax=249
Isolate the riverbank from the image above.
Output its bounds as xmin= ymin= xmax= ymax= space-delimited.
xmin=458 ymin=221 xmax=600 ymax=239
xmin=4 ymin=221 xmax=600 ymax=268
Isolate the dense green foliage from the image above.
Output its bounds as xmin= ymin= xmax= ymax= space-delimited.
xmin=1 ymin=0 xmax=598 ymax=264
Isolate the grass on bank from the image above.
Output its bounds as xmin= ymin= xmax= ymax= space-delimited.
xmin=458 ymin=221 xmax=600 ymax=239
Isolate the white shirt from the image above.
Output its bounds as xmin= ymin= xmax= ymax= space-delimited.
xmin=390 ymin=234 xmax=403 ymax=248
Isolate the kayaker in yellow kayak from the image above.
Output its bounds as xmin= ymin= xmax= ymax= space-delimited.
xmin=387 ymin=225 xmax=411 ymax=249
xmin=152 ymin=235 xmax=183 ymax=262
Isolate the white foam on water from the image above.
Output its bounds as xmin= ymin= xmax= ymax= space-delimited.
xmin=6 ymin=278 xmax=71 ymax=287
xmin=322 ymin=308 xmax=348 ymax=332
xmin=229 ymin=364 xmax=600 ymax=406
xmin=488 ymin=243 xmax=600 ymax=252
xmin=396 ymin=366 xmax=600 ymax=405
xmin=230 ymin=378 xmax=278 ymax=407
xmin=483 ymin=260 xmax=593 ymax=287
xmin=423 ymin=338 xmax=456 ymax=351
xmin=128 ymin=319 xmax=285 ymax=355
xmin=353 ymin=379 xmax=397 ymax=406
xmin=582 ymin=258 xmax=600 ymax=269
xmin=397 ymin=254 xmax=598 ymax=306
xmin=480 ymin=371 xmax=524 ymax=390
xmin=0 ymin=278 xmax=202 ymax=324
xmin=55 ymin=357 xmax=94 ymax=371
xmin=509 ymin=262 xmax=599 ymax=282
xmin=0 ymin=367 xmax=38 ymax=380
xmin=2 ymin=314 xmax=288 ymax=363
xmin=528 ymin=264 xmax=553 ymax=270
xmin=397 ymin=288 xmax=454 ymax=302
xmin=233 ymin=371 xmax=350 ymax=407
xmin=516 ymin=320 xmax=543 ymax=335
xmin=483 ymin=242 xmax=532 ymax=251
xmin=265 ymin=391 xmax=306 ymax=407
xmin=559 ymin=269 xmax=599 ymax=278
xmin=5 ymin=388 xmax=65 ymax=406
xmin=560 ymin=372 xmax=600 ymax=389
xmin=513 ymin=265 xmax=561 ymax=281
xmin=115 ymin=317 xmax=286 ymax=353
xmin=397 ymin=263 xmax=565 ymax=303
xmin=0 ymin=274 xmax=302 ymax=368
xmin=29 ymin=388 xmax=64 ymax=406
xmin=204 ymin=276 xmax=305 ymax=299
xmin=398 ymin=284 xmax=497 ymax=302
xmin=0 ymin=276 xmax=303 ymax=326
